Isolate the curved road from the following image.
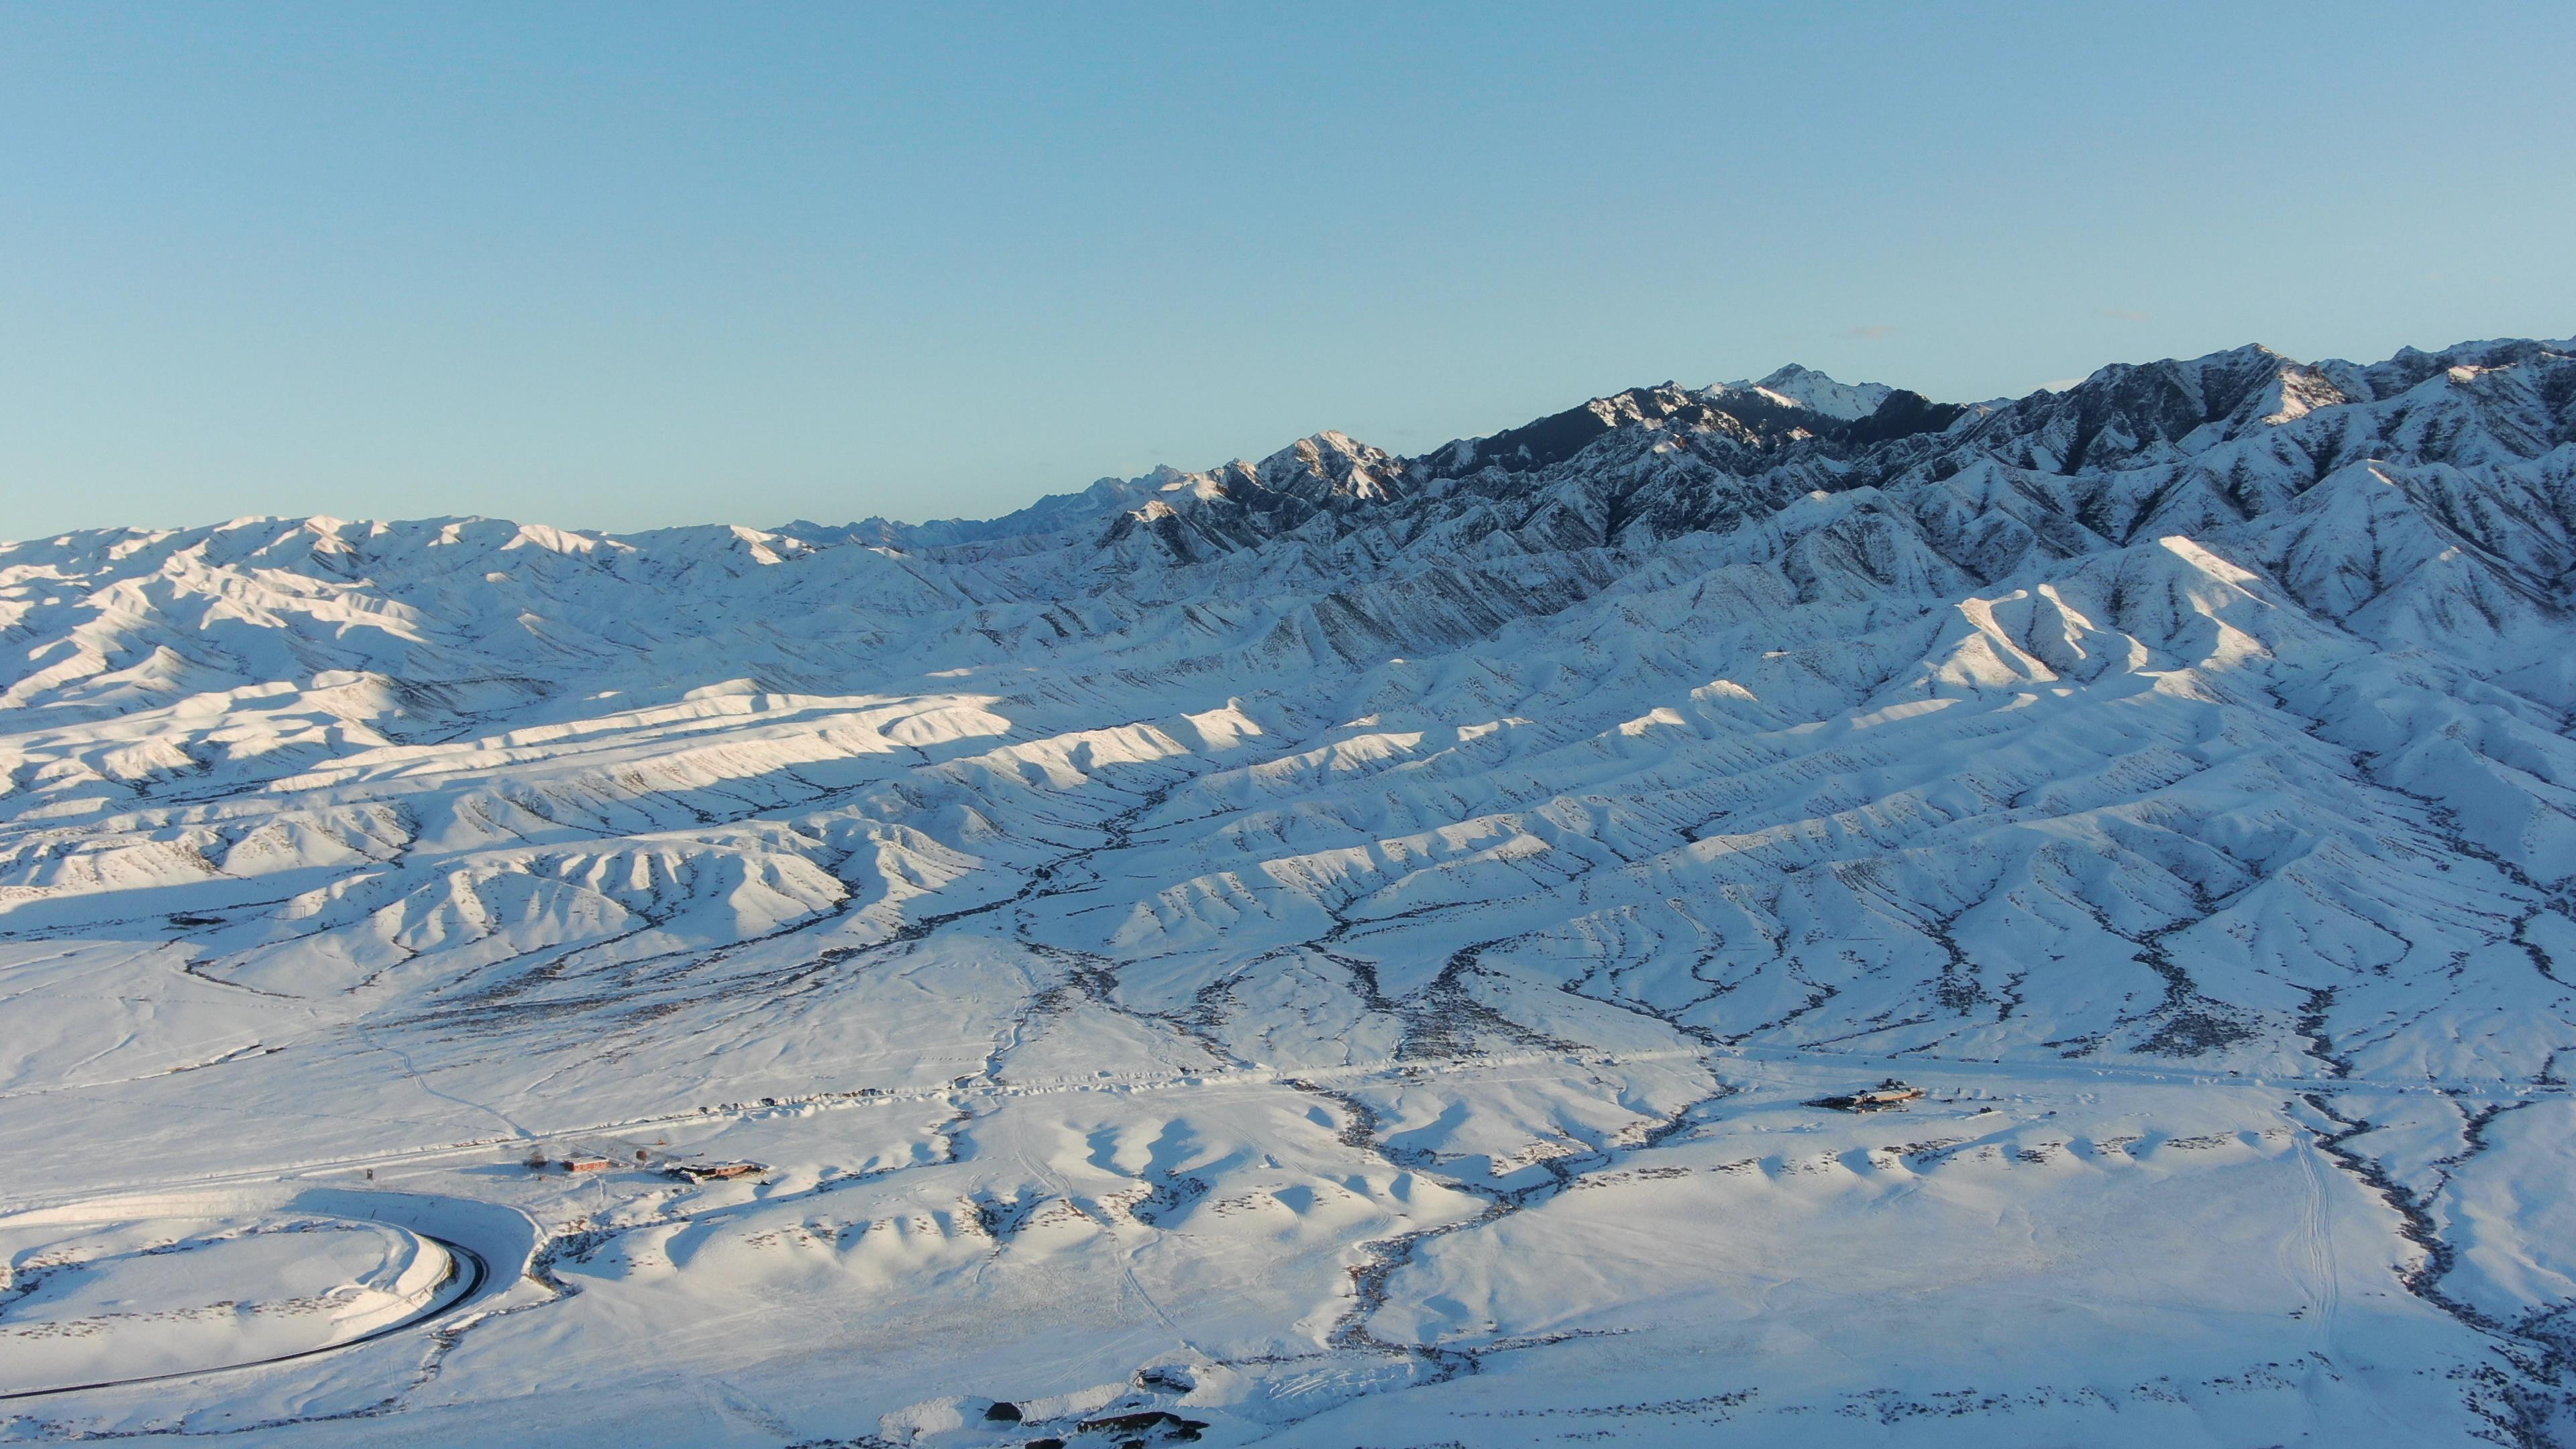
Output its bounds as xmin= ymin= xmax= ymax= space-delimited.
xmin=0 ymin=1236 xmax=490 ymax=1403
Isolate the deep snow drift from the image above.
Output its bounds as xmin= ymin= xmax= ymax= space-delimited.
xmin=5 ymin=336 xmax=2576 ymax=1446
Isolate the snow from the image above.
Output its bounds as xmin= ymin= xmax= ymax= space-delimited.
xmin=0 ymin=1207 xmax=460 ymax=1396
xmin=4 ymin=335 xmax=2576 ymax=1444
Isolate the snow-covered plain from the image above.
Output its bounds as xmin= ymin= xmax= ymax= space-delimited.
xmin=5 ymin=337 xmax=2576 ymax=1446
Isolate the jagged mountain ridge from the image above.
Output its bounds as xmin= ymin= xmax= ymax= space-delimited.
xmin=10 ymin=335 xmax=2576 ymax=1442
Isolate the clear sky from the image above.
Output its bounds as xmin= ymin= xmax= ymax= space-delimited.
xmin=4 ymin=2 xmax=2571 ymax=539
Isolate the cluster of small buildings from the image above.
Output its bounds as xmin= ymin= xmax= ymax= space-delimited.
xmin=521 ymin=1146 xmax=766 ymax=1180
xmin=663 ymin=1160 xmax=765 ymax=1182
xmin=1813 ymin=1078 xmax=1927 ymax=1112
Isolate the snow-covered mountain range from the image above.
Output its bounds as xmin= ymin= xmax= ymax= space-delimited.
xmin=6 ymin=336 xmax=2576 ymax=1446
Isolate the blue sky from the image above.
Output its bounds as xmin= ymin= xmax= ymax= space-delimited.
xmin=3 ymin=2 xmax=2570 ymax=538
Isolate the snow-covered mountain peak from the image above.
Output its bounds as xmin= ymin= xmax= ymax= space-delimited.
xmin=1722 ymin=362 xmax=1895 ymax=419
xmin=1254 ymin=430 xmax=1409 ymax=502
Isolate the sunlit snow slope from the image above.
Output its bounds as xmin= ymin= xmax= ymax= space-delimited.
xmin=7 ymin=337 xmax=2576 ymax=1446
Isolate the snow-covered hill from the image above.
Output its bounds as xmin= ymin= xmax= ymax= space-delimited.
xmin=7 ymin=338 xmax=2576 ymax=1446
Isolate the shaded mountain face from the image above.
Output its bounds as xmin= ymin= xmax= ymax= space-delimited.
xmin=9 ymin=338 xmax=2576 ymax=1441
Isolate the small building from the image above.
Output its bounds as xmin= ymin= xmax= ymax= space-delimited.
xmin=1815 ymin=1079 xmax=1927 ymax=1112
xmin=564 ymin=1155 xmax=614 ymax=1173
